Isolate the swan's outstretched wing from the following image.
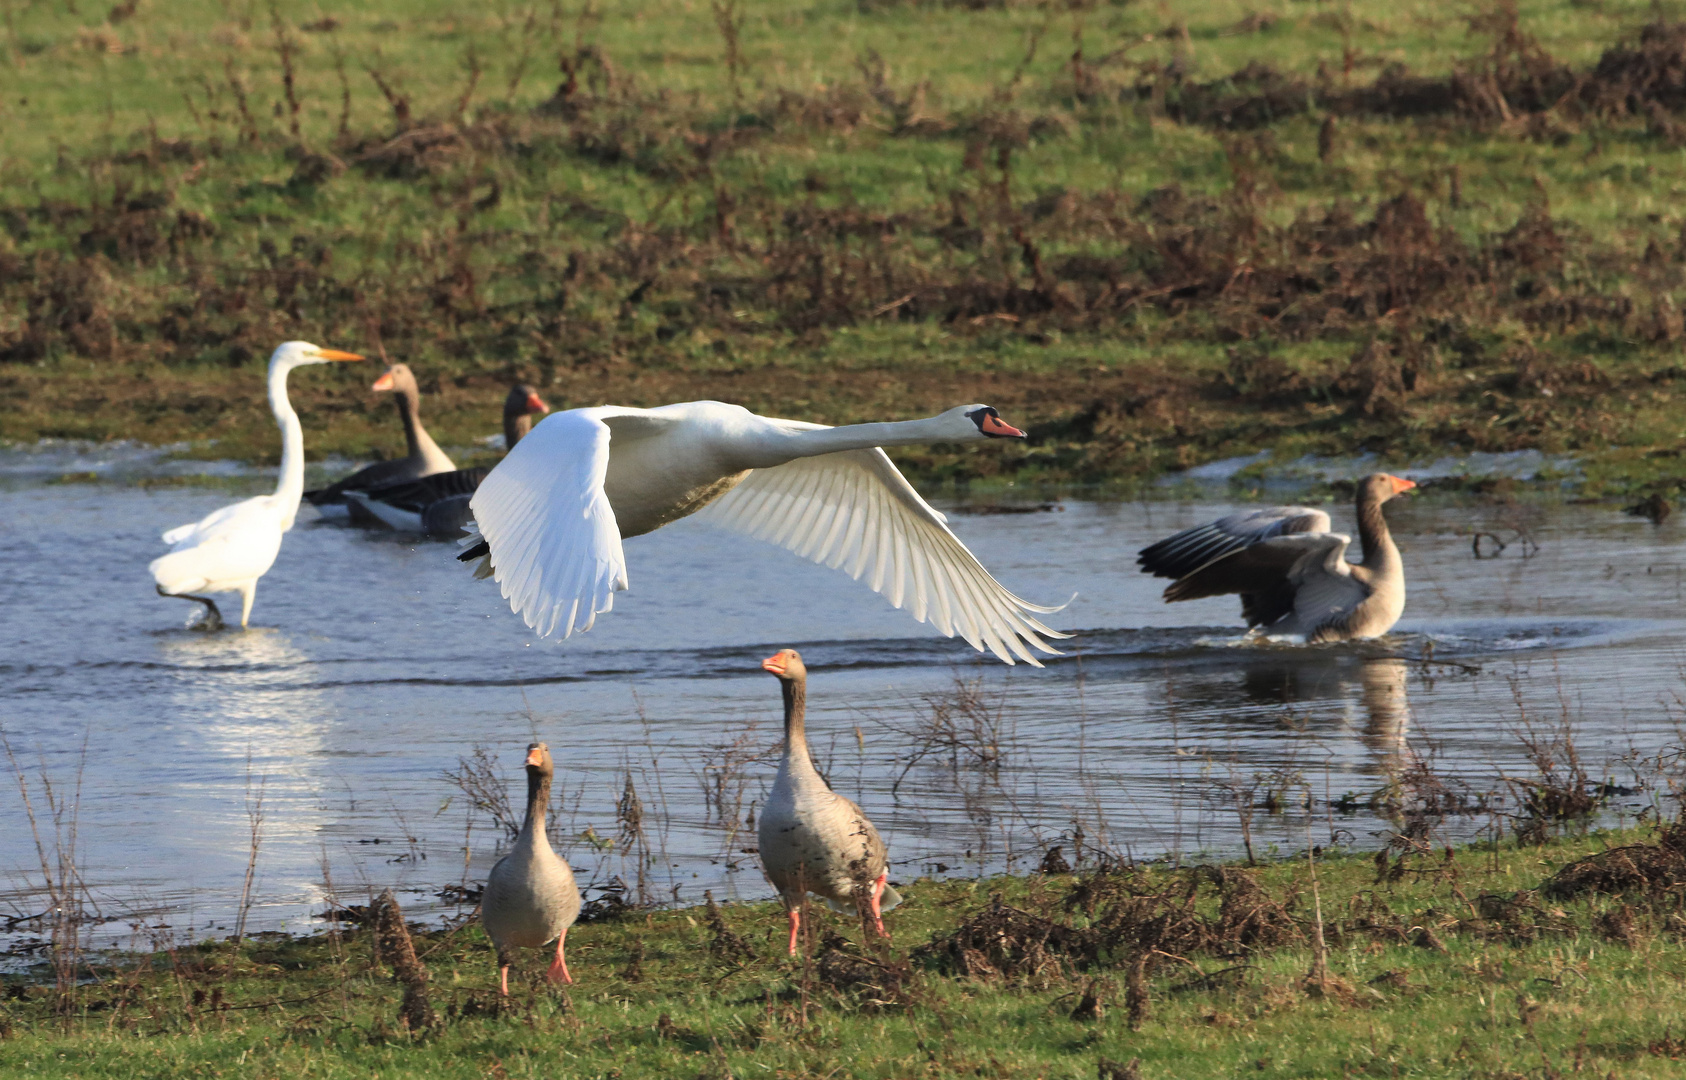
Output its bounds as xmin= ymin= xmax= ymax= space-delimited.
xmin=1138 ymin=506 xmax=1333 ymax=582
xmin=699 ymin=445 xmax=1069 ymax=666
xmin=465 ymin=409 xmax=627 ymax=638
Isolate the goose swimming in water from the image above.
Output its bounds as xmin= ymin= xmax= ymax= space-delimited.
xmin=341 ymin=384 xmax=549 ymax=536
xmin=1137 ymin=472 xmax=1416 ymax=642
xmin=456 ymin=400 xmax=1068 ymax=665
xmin=305 ymin=362 xmax=455 ymax=517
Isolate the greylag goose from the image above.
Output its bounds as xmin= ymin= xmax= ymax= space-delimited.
xmin=304 ymin=362 xmax=456 ymax=516
xmin=341 ymin=384 xmax=549 ymax=536
xmin=1137 ymin=473 xmax=1416 ymax=642
xmin=151 ymin=342 xmax=364 ymax=629
xmin=455 ymin=401 xmax=1068 ymax=665
xmin=757 ymin=649 xmax=901 ymax=955
xmin=481 ymin=742 xmax=581 ymax=995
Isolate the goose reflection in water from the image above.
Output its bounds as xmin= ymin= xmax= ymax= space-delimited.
xmin=1181 ymin=651 xmax=1415 ymax=781
xmin=1356 ymin=658 xmax=1412 ymax=775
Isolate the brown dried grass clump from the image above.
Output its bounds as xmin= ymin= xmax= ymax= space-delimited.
xmin=1147 ymin=13 xmax=1686 ymax=135
xmin=1461 ymin=890 xmax=1577 ymax=944
xmin=918 ymin=867 xmax=1300 ymax=983
xmin=814 ymin=930 xmax=916 ymax=1010
xmin=913 ymin=897 xmax=1082 ymax=981
xmin=1542 ymin=818 xmax=1686 ymax=901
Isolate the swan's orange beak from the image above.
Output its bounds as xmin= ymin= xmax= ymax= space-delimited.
xmin=371 ymin=369 xmax=396 ymax=391
xmin=317 ymin=348 xmax=364 ymax=362
xmin=1389 ymin=475 xmax=1417 ymax=495
xmin=527 ymin=393 xmax=549 ymax=414
xmin=980 ymin=414 xmax=1027 ymax=439
xmin=762 ymin=651 xmax=789 ymax=675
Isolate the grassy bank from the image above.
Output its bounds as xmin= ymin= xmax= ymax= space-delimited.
xmin=8 ymin=1 xmax=1686 ymax=494
xmin=7 ymin=821 xmax=1686 ymax=1078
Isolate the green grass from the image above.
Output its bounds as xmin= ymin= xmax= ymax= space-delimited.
xmin=8 ymin=0 xmax=1686 ymax=494
xmin=7 ymin=824 xmax=1686 ymax=1078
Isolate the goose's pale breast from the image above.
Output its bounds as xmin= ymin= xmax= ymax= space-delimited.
xmin=757 ymin=766 xmax=886 ymax=904
xmin=481 ymin=843 xmax=581 ymax=949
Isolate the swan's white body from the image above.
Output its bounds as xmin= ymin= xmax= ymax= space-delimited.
xmin=150 ymin=342 xmax=362 ymax=627
xmin=463 ymin=400 xmax=1068 ymax=665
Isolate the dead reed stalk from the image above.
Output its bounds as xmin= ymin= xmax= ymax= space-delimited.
xmin=233 ymin=752 xmax=267 ymax=944
xmin=372 ymin=889 xmax=438 ymax=1032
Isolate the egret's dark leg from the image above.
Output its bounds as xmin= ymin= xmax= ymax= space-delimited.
xmin=156 ymin=585 xmax=224 ymax=631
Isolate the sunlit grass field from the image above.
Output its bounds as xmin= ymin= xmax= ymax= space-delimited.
xmin=6 ymin=1 xmax=1686 ymax=493
xmin=7 ymin=824 xmax=1686 ymax=1079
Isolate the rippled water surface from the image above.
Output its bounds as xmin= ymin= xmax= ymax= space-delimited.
xmin=4 ymin=465 xmax=1685 ymax=951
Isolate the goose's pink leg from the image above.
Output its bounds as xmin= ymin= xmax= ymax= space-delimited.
xmin=498 ymin=963 xmax=511 ymax=996
xmin=547 ymin=929 xmax=573 ymax=984
xmin=786 ymin=907 xmax=801 ymax=956
xmin=870 ymin=874 xmax=890 ymax=939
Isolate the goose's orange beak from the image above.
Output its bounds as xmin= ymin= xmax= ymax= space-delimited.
xmin=980 ymin=414 xmax=1026 ymax=439
xmin=371 ymin=369 xmax=396 ymax=391
xmin=318 ymin=348 xmax=364 ymax=362
xmin=527 ymin=393 xmax=549 ymax=414
xmin=762 ymin=651 xmax=789 ymax=675
xmin=525 ymin=746 xmax=545 ymax=768
xmin=1389 ymin=475 xmax=1417 ymax=495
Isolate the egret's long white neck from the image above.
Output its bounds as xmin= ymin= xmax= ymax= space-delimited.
xmin=268 ymin=359 xmax=307 ymax=530
xmin=748 ymin=416 xmax=971 ymax=469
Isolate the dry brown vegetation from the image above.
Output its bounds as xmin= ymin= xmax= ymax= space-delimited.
xmin=10 ymin=4 xmax=1686 ymax=490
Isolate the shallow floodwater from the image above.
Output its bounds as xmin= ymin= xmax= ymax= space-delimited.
xmin=3 ymin=461 xmax=1684 ymax=952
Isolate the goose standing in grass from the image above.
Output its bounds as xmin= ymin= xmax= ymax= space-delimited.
xmin=304 ymin=362 xmax=455 ymax=517
xmin=341 ymin=384 xmax=549 ymax=536
xmin=758 ymin=649 xmax=900 ymax=955
xmin=481 ymin=742 xmax=580 ymax=995
xmin=456 ymin=400 xmax=1067 ymax=665
xmin=150 ymin=341 xmax=363 ymax=629
xmin=1137 ymin=472 xmax=1417 ymax=642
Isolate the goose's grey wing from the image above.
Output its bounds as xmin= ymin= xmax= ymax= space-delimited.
xmin=1138 ymin=505 xmax=1333 ymax=582
xmin=1164 ymin=532 xmax=1355 ymax=629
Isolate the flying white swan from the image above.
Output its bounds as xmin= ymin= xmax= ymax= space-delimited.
xmin=457 ymin=400 xmax=1069 ymax=665
xmin=150 ymin=341 xmax=364 ymax=629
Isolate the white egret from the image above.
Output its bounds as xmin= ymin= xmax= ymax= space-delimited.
xmin=150 ymin=341 xmax=364 ymax=629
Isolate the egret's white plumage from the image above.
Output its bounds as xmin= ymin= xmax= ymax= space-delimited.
xmin=150 ymin=341 xmax=363 ymax=629
xmin=460 ymin=400 xmax=1068 ymax=665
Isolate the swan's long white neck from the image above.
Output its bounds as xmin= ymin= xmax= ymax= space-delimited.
xmin=269 ymin=358 xmax=307 ymax=530
xmin=746 ymin=416 xmax=973 ymax=470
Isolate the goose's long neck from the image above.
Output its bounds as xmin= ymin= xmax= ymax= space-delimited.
xmin=779 ymin=676 xmax=821 ymax=782
xmin=516 ymin=768 xmax=553 ymax=852
xmin=751 ymin=416 xmax=965 ymax=468
xmin=396 ymin=387 xmax=447 ymax=464
xmin=269 ymin=360 xmax=306 ymax=530
xmin=504 ymin=410 xmax=533 ymax=451
xmin=1355 ymin=492 xmax=1400 ymax=573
